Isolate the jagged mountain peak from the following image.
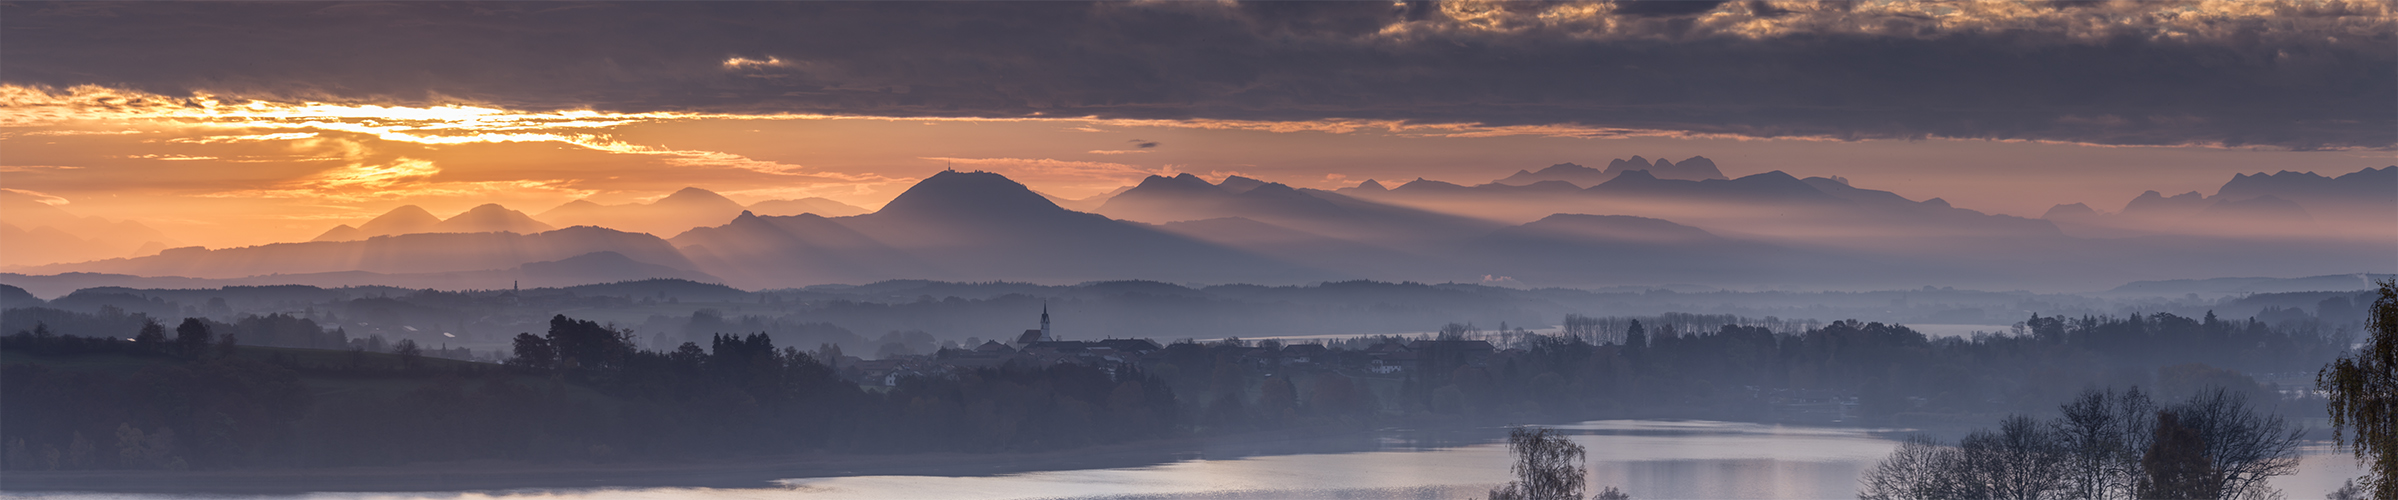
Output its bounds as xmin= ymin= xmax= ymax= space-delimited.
xmin=1597 ymin=155 xmax=1727 ymax=181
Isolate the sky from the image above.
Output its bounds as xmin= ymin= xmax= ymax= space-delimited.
xmin=2 ymin=0 xmax=2392 ymax=250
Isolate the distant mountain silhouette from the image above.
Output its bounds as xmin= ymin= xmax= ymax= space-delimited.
xmin=0 ymin=190 xmax=180 ymax=266
xmin=672 ymin=211 xmax=934 ymax=285
xmin=19 ymin=226 xmax=699 ymax=279
xmin=536 ymin=187 xmax=752 ymax=236
xmin=1607 ymin=155 xmax=1727 ymax=181
xmin=2041 ymin=203 xmax=2101 ymax=228
xmin=670 ymin=170 xmax=1329 ymax=288
xmin=1038 ymin=185 xmax=1135 ymax=212
xmin=2044 ymin=166 xmax=2389 ymax=240
xmin=1097 ymin=173 xmax=1503 ymax=249
xmin=2118 ymin=190 xmax=2211 ymax=220
xmin=2215 ymin=167 xmax=2395 ymax=205
xmin=1495 ymin=162 xmax=1609 ymax=187
xmin=314 ymin=204 xmax=553 ymax=241
xmin=1492 ymin=156 xmax=1725 ymax=187
xmin=1342 ymin=161 xmax=2067 ymax=264
xmin=352 ymin=205 xmax=442 ymax=237
xmin=434 ymin=204 xmax=556 ymax=234
xmin=11 ymin=163 xmax=2387 ymax=293
xmin=1216 ymin=175 xmax=1270 ymax=194
xmin=746 ymin=197 xmax=869 ymax=218
xmin=1587 ymin=170 xmax=1843 ymax=203
xmin=310 ymin=225 xmax=361 ymax=242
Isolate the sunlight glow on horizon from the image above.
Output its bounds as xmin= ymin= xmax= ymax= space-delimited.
xmin=1 ymin=83 xmax=2385 ymax=256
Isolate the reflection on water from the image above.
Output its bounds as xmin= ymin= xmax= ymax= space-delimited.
xmin=766 ymin=421 xmax=1899 ymax=500
xmin=10 ymin=420 xmax=2361 ymax=500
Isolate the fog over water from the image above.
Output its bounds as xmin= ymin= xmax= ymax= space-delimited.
xmin=6 ymin=421 xmax=2360 ymax=500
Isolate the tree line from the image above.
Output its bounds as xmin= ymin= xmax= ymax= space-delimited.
xmin=1858 ymin=387 xmax=2300 ymax=500
xmin=1243 ymin=312 xmax=2339 ymax=426
xmin=0 ymin=314 xmax=1179 ymax=469
xmin=0 ymin=305 xmax=2348 ymax=470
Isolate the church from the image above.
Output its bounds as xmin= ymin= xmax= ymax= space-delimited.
xmin=1007 ymin=303 xmax=1162 ymax=360
xmin=1011 ymin=302 xmax=1052 ymax=346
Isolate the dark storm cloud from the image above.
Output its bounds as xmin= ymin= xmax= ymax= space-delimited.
xmin=2 ymin=1 xmax=2388 ymax=149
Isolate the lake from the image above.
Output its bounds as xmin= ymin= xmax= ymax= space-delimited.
xmin=7 ymin=420 xmax=2362 ymax=499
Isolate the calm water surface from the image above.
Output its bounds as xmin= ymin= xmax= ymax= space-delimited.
xmin=11 ymin=420 xmax=2362 ymax=500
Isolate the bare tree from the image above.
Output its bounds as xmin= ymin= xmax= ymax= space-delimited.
xmin=1861 ymin=387 xmax=2294 ymax=500
xmin=2169 ymin=389 xmax=2301 ymax=500
xmin=1490 ymin=427 xmax=1589 ymax=500
xmin=2054 ymin=387 xmax=2157 ymax=500
xmin=2057 ymin=390 xmax=2127 ymax=500
xmin=1859 ymin=435 xmax=1965 ymax=500
xmin=1967 ymin=415 xmax=2070 ymax=500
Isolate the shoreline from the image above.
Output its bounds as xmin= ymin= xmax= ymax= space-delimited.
xmin=0 ymin=415 xmax=2001 ymax=495
xmin=0 ymin=428 xmax=1400 ymax=495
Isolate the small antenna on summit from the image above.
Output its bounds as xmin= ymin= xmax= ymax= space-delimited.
xmin=946 ymin=160 xmax=955 ymax=172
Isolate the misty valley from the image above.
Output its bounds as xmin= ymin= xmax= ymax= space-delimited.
xmin=5 ymin=1 xmax=2396 ymax=495
xmin=0 ymin=271 xmax=2386 ymax=498
xmin=2 ymin=158 xmax=2392 ymax=499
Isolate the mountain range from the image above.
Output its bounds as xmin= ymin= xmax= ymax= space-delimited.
xmin=0 ymin=190 xmax=180 ymax=267
xmin=19 ymin=226 xmax=699 ymax=280
xmin=310 ymin=188 xmax=874 ymax=243
xmin=2042 ymin=166 xmax=2395 ymax=240
xmin=1492 ymin=155 xmax=1728 ymax=186
xmin=5 ymin=160 xmax=2389 ymax=292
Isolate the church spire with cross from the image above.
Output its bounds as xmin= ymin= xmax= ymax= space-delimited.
xmin=1040 ymin=301 xmax=1051 ymax=341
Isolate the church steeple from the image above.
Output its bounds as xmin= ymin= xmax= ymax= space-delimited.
xmin=1040 ymin=301 xmax=1051 ymax=341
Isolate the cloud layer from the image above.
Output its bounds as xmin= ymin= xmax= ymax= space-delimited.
xmin=2 ymin=1 xmax=2390 ymax=150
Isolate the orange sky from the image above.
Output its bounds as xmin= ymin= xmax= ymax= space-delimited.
xmin=1 ymin=83 xmax=2391 ymax=250
xmin=1 ymin=0 xmax=2392 ymax=256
